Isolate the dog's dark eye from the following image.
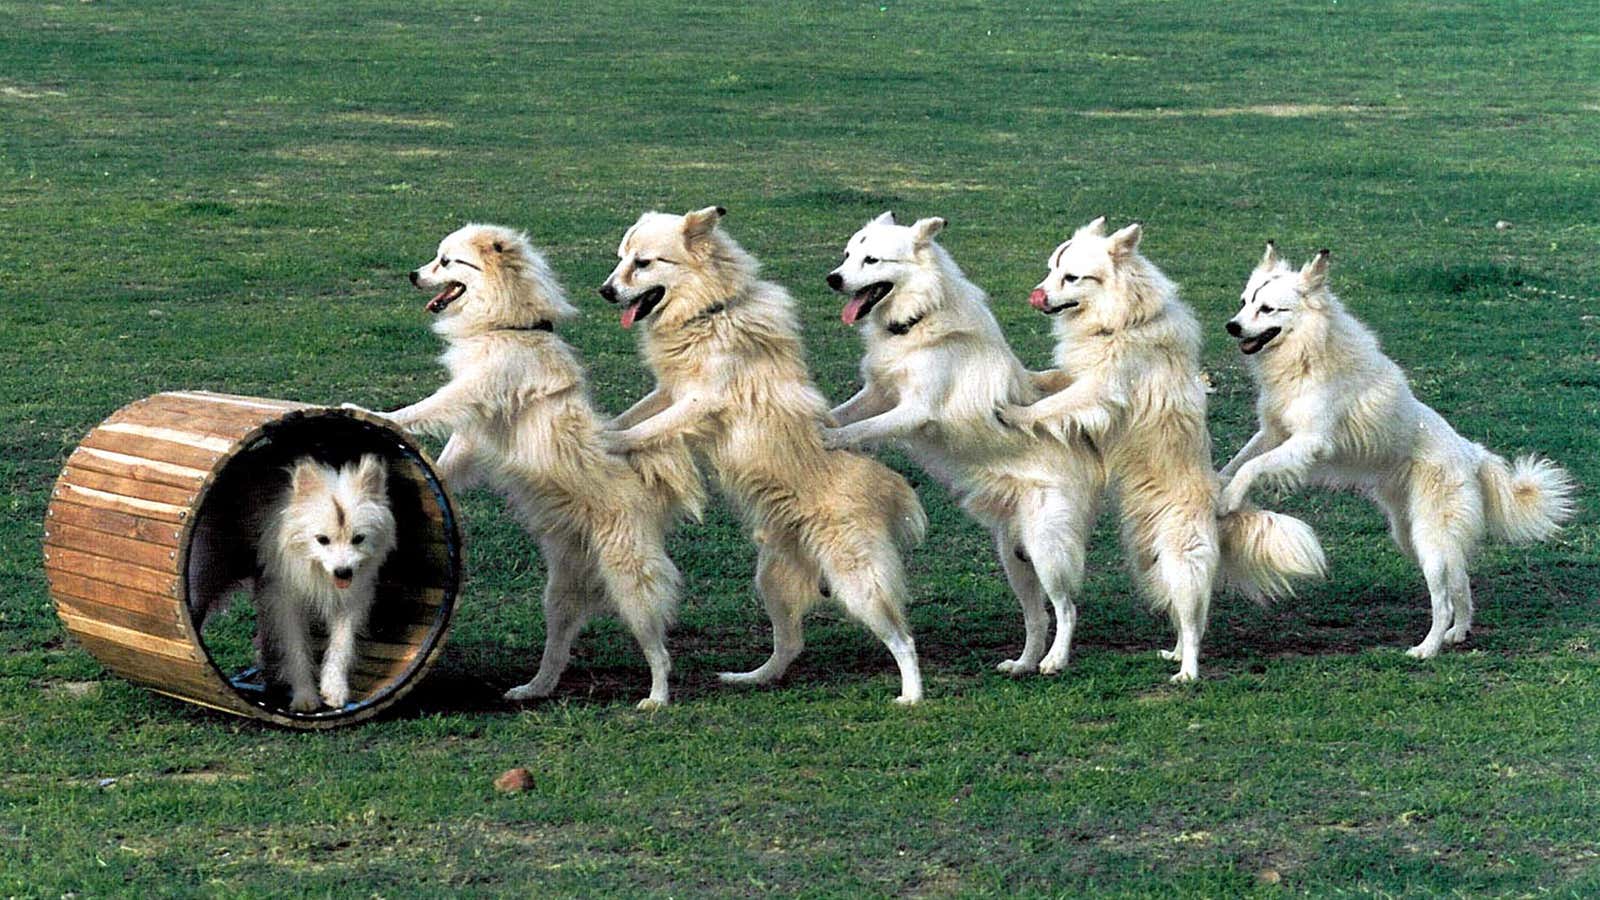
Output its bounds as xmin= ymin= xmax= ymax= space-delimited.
xmin=316 ymin=535 xmax=330 ymax=546
xmin=1063 ymin=274 xmax=1080 ymax=283
xmin=1259 ymin=305 xmax=1275 ymax=314
xmin=352 ymin=534 xmax=365 ymax=546
xmin=635 ymin=258 xmax=652 ymax=270
xmin=440 ymin=258 xmax=451 ymax=267
xmin=864 ymin=256 xmax=880 ymax=265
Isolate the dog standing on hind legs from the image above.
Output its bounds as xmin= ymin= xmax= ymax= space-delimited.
xmin=821 ymin=211 xmax=1105 ymax=677
xmin=1221 ymin=242 xmax=1577 ymax=658
xmin=999 ymin=218 xmax=1327 ymax=682
xmin=355 ymin=223 xmax=705 ymax=709
xmin=598 ymin=205 xmax=929 ymax=704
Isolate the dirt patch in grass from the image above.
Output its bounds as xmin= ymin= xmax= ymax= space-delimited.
xmin=1078 ymin=104 xmax=1397 ymax=119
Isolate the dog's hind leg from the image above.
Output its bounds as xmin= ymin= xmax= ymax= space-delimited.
xmin=1406 ymin=532 xmax=1471 ymax=659
xmin=598 ymin=536 xmax=682 ymax=710
xmin=505 ymin=537 xmax=596 ymax=702
xmin=719 ymin=533 xmax=818 ymax=688
xmin=1155 ymin=531 xmax=1217 ymax=683
xmin=1024 ymin=489 xmax=1095 ymax=677
xmin=995 ymin=527 xmax=1048 ymax=675
xmin=810 ymin=532 xmax=922 ymax=704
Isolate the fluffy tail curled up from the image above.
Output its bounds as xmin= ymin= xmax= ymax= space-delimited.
xmin=1218 ymin=507 xmax=1328 ymax=603
xmin=1478 ymin=453 xmax=1577 ymax=544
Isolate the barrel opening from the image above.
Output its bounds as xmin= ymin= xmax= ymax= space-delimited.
xmin=183 ymin=411 xmax=458 ymax=722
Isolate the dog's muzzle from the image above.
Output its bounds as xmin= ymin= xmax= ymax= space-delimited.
xmin=1029 ymin=288 xmax=1077 ymax=315
xmin=841 ymin=282 xmax=892 ymax=325
xmin=619 ymin=286 xmax=667 ymax=329
xmin=1238 ymin=326 xmax=1282 ymax=355
xmin=425 ymin=282 xmax=466 ymax=314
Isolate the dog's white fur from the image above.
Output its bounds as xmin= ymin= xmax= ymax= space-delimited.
xmin=600 ymin=206 xmax=929 ymax=704
xmin=1001 ymin=218 xmax=1327 ymax=681
xmin=258 ymin=455 xmax=398 ymax=712
xmin=1221 ymin=243 xmax=1577 ymax=657
xmin=822 ymin=212 xmax=1105 ymax=676
xmin=365 ymin=223 xmax=705 ymax=709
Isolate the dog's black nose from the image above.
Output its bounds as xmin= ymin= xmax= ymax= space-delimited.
xmin=333 ymin=567 xmax=353 ymax=580
xmin=826 ymin=272 xmax=843 ymax=292
xmin=408 ymin=270 xmax=419 ymax=286
xmin=1225 ymin=320 xmax=1242 ymax=337
xmin=598 ymin=284 xmax=617 ymax=304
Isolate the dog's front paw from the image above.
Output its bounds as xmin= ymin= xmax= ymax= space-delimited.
xmin=636 ymin=697 xmax=667 ymax=711
xmin=289 ymin=690 xmax=322 ymax=713
xmin=320 ymin=680 xmax=350 ymax=709
xmin=1217 ymin=481 xmax=1249 ymax=516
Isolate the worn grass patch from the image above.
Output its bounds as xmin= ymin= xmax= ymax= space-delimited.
xmin=3 ymin=0 xmax=1598 ymax=895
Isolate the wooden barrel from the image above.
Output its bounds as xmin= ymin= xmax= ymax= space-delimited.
xmin=43 ymin=391 xmax=461 ymax=729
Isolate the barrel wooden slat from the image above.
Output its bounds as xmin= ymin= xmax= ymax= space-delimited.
xmin=45 ymin=546 xmax=179 ymax=597
xmin=47 ymin=392 xmax=460 ymax=730
xmin=79 ymin=428 xmax=224 ymax=472
xmin=52 ymin=482 xmax=190 ymax=524
xmin=48 ymin=567 xmax=184 ymax=621
xmin=55 ymin=593 xmax=188 ymax=641
xmin=74 ymin=634 xmax=230 ymax=698
xmin=132 ymin=394 xmax=301 ymax=435
xmin=47 ymin=499 xmax=186 ymax=545
xmin=45 ymin=521 xmax=180 ymax=572
xmin=59 ymin=465 xmax=198 ymax=508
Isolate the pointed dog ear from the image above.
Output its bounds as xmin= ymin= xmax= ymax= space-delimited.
xmin=873 ymin=210 xmax=896 ymax=226
xmin=910 ymin=216 xmax=946 ymax=246
xmin=1300 ymin=248 xmax=1330 ymax=292
xmin=1107 ymin=222 xmax=1143 ymax=260
xmin=352 ymin=454 xmax=388 ymax=497
xmin=1258 ymin=240 xmax=1280 ymax=271
xmin=290 ymin=459 xmax=326 ymax=497
xmin=1077 ymin=216 xmax=1107 ymax=238
xmin=682 ymin=205 xmax=726 ymax=246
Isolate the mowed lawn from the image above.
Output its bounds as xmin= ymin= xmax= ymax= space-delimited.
xmin=4 ymin=1 xmax=1599 ymax=895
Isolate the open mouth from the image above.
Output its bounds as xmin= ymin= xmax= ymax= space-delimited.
xmin=620 ymin=286 xmax=667 ymax=329
xmin=1028 ymin=288 xmax=1077 ymax=315
xmin=842 ymin=282 xmax=893 ymax=325
xmin=1238 ymin=327 xmax=1282 ymax=355
xmin=333 ymin=574 xmax=353 ymax=590
xmin=426 ymin=282 xmax=466 ymax=314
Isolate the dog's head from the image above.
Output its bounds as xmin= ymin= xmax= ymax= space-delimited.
xmin=826 ymin=211 xmax=949 ymax=329
xmin=1226 ymin=242 xmax=1329 ymax=355
xmin=599 ymin=206 xmax=753 ymax=330
xmin=409 ymin=224 xmax=575 ymax=335
xmin=1031 ymin=217 xmax=1158 ymax=329
xmin=281 ymin=454 xmax=398 ymax=591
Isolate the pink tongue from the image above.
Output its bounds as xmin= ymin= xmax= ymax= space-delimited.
xmin=841 ymin=294 xmax=869 ymax=325
xmin=621 ymin=301 xmax=641 ymax=329
xmin=1029 ymin=289 xmax=1049 ymax=310
xmin=334 ymin=576 xmax=352 ymax=590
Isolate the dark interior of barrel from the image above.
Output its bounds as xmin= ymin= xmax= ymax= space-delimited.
xmin=183 ymin=413 xmax=456 ymax=721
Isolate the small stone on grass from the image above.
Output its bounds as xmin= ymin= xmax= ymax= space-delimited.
xmin=494 ymin=767 xmax=534 ymax=794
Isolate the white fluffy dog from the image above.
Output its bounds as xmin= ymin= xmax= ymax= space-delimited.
xmin=259 ymin=455 xmax=398 ymax=712
xmin=598 ymin=206 xmax=929 ymax=704
xmin=1000 ymin=218 xmax=1327 ymax=682
xmin=1221 ymin=242 xmax=1577 ymax=657
xmin=360 ymin=224 xmax=705 ymax=709
xmin=822 ymin=212 xmax=1105 ymax=676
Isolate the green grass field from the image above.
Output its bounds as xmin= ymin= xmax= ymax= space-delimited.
xmin=4 ymin=1 xmax=1599 ymax=895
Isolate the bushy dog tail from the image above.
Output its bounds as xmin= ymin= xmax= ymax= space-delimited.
xmin=629 ymin=438 xmax=707 ymax=523
xmin=1478 ymin=453 xmax=1576 ymax=544
xmin=886 ymin=475 xmax=928 ymax=552
xmin=1218 ymin=507 xmax=1327 ymax=603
